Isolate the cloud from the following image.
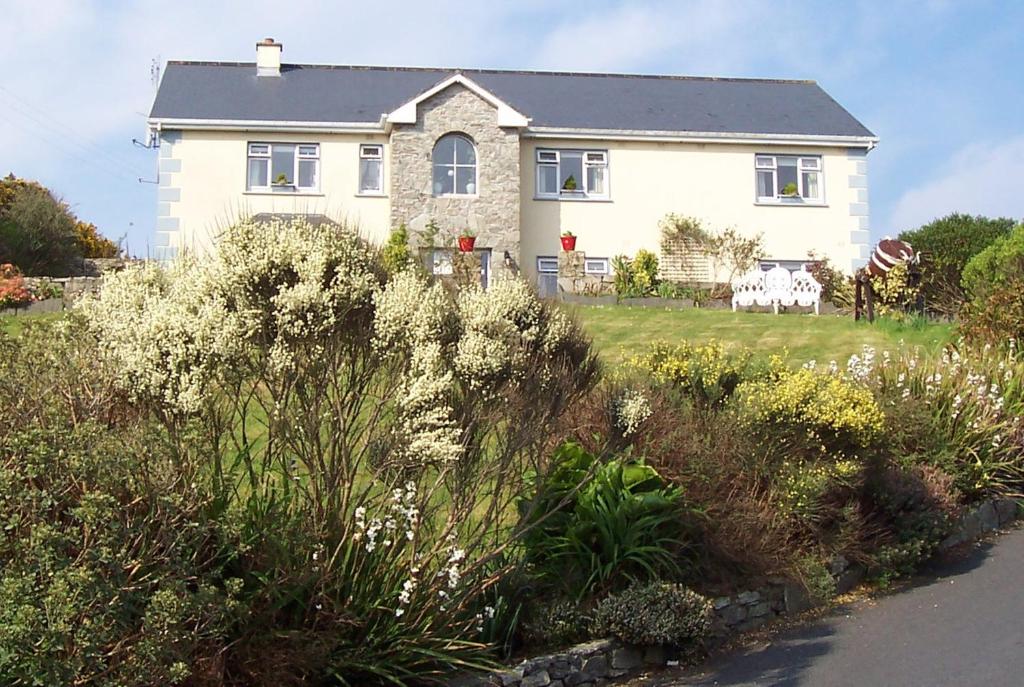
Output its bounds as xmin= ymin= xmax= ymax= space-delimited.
xmin=886 ymin=136 xmax=1024 ymax=233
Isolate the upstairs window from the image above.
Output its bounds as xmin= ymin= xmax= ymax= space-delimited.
xmin=755 ymin=154 xmax=822 ymax=203
xmin=432 ymin=134 xmax=477 ymax=196
xmin=359 ymin=144 xmax=384 ymax=195
xmin=247 ymin=143 xmax=319 ymax=192
xmin=536 ymin=149 xmax=608 ymax=199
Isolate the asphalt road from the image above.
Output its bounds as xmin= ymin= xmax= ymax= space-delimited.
xmin=648 ymin=527 xmax=1024 ymax=687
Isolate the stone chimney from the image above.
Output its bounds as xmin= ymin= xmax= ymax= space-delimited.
xmin=256 ymin=37 xmax=282 ymax=77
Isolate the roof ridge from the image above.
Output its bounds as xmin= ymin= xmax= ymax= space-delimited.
xmin=164 ymin=60 xmax=816 ymax=85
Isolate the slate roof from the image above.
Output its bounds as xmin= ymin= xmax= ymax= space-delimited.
xmin=150 ymin=62 xmax=875 ymax=139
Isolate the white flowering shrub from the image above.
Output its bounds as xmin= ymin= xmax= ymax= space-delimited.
xmin=79 ymin=216 xmax=599 ymax=683
xmin=613 ymin=388 xmax=653 ymax=438
xmin=864 ymin=342 xmax=1024 ymax=498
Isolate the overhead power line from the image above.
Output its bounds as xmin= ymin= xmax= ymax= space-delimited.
xmin=0 ymin=83 xmax=150 ymax=178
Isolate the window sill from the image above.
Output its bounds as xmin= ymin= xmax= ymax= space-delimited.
xmin=754 ymin=199 xmax=828 ymax=208
xmin=355 ymin=192 xmax=387 ymax=198
xmin=433 ymin=194 xmax=479 ymax=199
xmin=244 ymin=190 xmax=324 ymax=197
xmin=533 ymin=196 xmax=613 ymax=203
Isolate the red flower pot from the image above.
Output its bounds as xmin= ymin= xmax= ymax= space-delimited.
xmin=560 ymin=235 xmax=577 ymax=251
xmin=458 ymin=236 xmax=476 ymax=253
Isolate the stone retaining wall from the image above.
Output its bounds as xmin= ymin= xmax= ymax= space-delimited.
xmin=449 ymin=497 xmax=1018 ymax=687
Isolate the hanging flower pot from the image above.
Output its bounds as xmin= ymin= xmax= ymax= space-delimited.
xmin=560 ymin=231 xmax=577 ymax=251
xmin=458 ymin=234 xmax=476 ymax=252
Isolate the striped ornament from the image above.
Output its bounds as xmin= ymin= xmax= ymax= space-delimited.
xmin=867 ymin=238 xmax=916 ymax=277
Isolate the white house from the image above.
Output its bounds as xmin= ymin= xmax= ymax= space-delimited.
xmin=147 ymin=38 xmax=877 ymax=290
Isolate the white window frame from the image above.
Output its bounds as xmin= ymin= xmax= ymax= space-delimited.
xmin=432 ymin=134 xmax=478 ymax=197
xmin=754 ymin=154 xmax=823 ymax=204
xmin=536 ymin=148 xmax=610 ymax=200
xmin=358 ymin=144 xmax=384 ymax=195
xmin=536 ymin=256 xmax=559 ymax=273
xmin=584 ymin=257 xmax=610 ymax=275
xmin=247 ymin=142 xmax=320 ymax=193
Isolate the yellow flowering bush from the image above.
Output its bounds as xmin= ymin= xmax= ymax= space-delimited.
xmin=776 ymin=458 xmax=860 ymax=519
xmin=738 ymin=365 xmax=884 ymax=457
xmin=869 ymin=261 xmax=920 ymax=318
xmin=629 ymin=340 xmax=753 ymax=408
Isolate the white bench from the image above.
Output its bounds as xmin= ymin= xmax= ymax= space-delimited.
xmin=731 ymin=266 xmax=822 ymax=315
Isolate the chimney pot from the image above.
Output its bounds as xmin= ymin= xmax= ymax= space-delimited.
xmin=256 ymin=38 xmax=282 ymax=77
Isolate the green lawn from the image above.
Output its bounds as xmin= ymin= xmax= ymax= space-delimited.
xmin=4 ymin=307 xmax=955 ymax=369
xmin=568 ymin=305 xmax=954 ymax=366
xmin=0 ymin=311 xmax=64 ymax=338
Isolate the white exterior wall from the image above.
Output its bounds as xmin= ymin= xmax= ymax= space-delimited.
xmin=155 ymin=129 xmax=391 ymax=258
xmin=155 ymin=128 xmax=870 ymax=276
xmin=519 ymin=138 xmax=870 ymax=279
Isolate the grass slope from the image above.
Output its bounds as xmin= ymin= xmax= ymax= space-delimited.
xmin=569 ymin=305 xmax=954 ymax=366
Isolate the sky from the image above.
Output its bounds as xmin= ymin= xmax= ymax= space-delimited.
xmin=1 ymin=0 xmax=1022 ymax=256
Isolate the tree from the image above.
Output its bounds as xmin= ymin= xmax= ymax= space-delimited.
xmin=899 ymin=213 xmax=1016 ymax=316
xmin=0 ymin=174 xmax=118 ymax=275
xmin=0 ymin=184 xmax=80 ymax=275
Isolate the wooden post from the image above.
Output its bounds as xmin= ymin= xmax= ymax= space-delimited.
xmin=855 ymin=276 xmax=864 ymax=321
xmin=865 ymin=277 xmax=875 ymax=323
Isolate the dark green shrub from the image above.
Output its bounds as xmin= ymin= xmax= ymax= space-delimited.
xmin=523 ymin=442 xmax=689 ymax=598
xmin=899 ymin=213 xmax=1015 ymax=316
xmin=0 ymin=424 xmax=235 ymax=687
xmin=961 ymin=223 xmax=1024 ymax=344
xmin=866 ymin=466 xmax=958 ymax=584
xmin=591 ymin=582 xmax=711 ymax=647
xmin=519 ymin=598 xmax=591 ymax=649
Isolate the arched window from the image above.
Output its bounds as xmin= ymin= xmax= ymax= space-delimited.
xmin=432 ymin=134 xmax=477 ymax=196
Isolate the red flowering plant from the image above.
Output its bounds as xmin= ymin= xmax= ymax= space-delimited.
xmin=0 ymin=263 xmax=35 ymax=309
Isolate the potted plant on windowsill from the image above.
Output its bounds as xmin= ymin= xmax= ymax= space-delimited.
xmin=272 ymin=173 xmax=295 ymax=192
xmin=780 ymin=182 xmax=800 ymax=200
xmin=560 ymin=174 xmax=583 ymax=197
xmin=560 ymin=230 xmax=577 ymax=251
xmin=457 ymin=230 xmax=476 ymax=253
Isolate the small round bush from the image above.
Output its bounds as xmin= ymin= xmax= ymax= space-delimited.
xmin=591 ymin=582 xmax=712 ymax=647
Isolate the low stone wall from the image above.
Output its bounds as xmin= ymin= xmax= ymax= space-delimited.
xmin=449 ymin=639 xmax=671 ymax=687
xmin=448 ymin=497 xmax=1019 ymax=687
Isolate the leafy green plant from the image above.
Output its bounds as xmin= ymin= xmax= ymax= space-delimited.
xmin=381 ymin=224 xmax=413 ymax=274
xmin=781 ymin=182 xmax=799 ymax=197
xmin=523 ymin=442 xmax=689 ymax=599
xmin=612 ymin=250 xmax=660 ymax=298
xmin=590 ymin=582 xmax=711 ymax=647
xmin=562 ymin=175 xmax=578 ymax=191
xmin=900 ymin=213 xmax=1015 ymax=316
